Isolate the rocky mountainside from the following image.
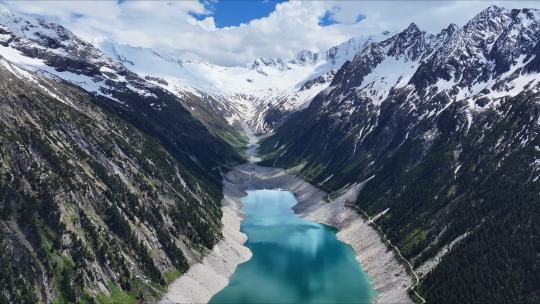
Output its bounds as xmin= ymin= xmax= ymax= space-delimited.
xmin=0 ymin=6 xmax=244 ymax=303
xmin=261 ymin=6 xmax=540 ymax=303
xmin=0 ymin=5 xmax=244 ymax=168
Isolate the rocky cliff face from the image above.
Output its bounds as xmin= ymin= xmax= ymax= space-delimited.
xmin=0 ymin=6 xmax=243 ymax=179
xmin=261 ymin=6 xmax=540 ymax=303
xmin=0 ymin=7 xmax=243 ymax=304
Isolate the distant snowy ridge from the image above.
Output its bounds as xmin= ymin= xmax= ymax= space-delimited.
xmin=98 ymin=32 xmax=392 ymax=131
xmin=0 ymin=2 xmax=393 ymax=133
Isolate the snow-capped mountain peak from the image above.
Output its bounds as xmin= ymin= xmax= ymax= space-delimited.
xmin=94 ymin=32 xmax=392 ymax=131
xmin=403 ymin=22 xmax=421 ymax=34
xmin=290 ymin=49 xmax=318 ymax=65
xmin=438 ymin=23 xmax=460 ymax=39
xmin=249 ymin=56 xmax=288 ymax=71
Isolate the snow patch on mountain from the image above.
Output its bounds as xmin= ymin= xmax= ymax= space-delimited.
xmin=356 ymin=56 xmax=418 ymax=106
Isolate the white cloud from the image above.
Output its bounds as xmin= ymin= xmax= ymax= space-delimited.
xmin=4 ymin=1 xmax=540 ymax=66
xmin=333 ymin=1 xmax=540 ymax=33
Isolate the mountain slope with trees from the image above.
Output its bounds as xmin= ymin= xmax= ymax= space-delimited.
xmin=0 ymin=8 xmax=246 ymax=303
xmin=260 ymin=6 xmax=540 ymax=303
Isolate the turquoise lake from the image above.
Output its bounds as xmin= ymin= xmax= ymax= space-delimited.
xmin=210 ymin=189 xmax=376 ymax=304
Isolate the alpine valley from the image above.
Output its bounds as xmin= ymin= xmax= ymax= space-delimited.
xmin=0 ymin=3 xmax=538 ymax=304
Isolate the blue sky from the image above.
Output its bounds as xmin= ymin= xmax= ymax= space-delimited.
xmin=190 ymin=0 xmax=363 ymax=28
xmin=6 ymin=1 xmax=540 ymax=66
xmin=190 ymin=0 xmax=366 ymax=28
xmin=193 ymin=0 xmax=287 ymax=28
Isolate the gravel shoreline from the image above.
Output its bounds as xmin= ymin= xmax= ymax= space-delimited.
xmin=161 ymin=159 xmax=413 ymax=304
xmin=160 ymin=169 xmax=252 ymax=304
xmin=238 ymin=163 xmax=414 ymax=304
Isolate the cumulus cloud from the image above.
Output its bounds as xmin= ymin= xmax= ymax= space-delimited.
xmin=4 ymin=1 xmax=540 ymax=66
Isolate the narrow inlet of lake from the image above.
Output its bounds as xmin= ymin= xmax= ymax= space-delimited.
xmin=210 ymin=189 xmax=377 ymax=304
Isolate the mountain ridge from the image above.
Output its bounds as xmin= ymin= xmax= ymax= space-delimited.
xmin=260 ymin=5 xmax=540 ymax=303
xmin=98 ymin=31 xmax=393 ymax=132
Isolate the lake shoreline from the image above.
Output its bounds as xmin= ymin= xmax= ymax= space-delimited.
xmin=162 ymin=124 xmax=413 ymax=303
xmin=160 ymin=168 xmax=253 ymax=304
xmin=161 ymin=162 xmax=414 ymax=304
xmin=238 ymin=163 xmax=415 ymax=304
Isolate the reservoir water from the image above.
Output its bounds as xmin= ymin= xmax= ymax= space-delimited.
xmin=210 ymin=189 xmax=376 ymax=304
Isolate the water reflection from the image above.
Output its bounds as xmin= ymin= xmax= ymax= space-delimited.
xmin=210 ymin=189 xmax=376 ymax=304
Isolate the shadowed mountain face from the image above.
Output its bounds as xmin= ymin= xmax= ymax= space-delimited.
xmin=261 ymin=6 xmax=540 ymax=304
xmin=0 ymin=7 xmax=245 ymax=304
xmin=0 ymin=6 xmax=243 ymax=180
